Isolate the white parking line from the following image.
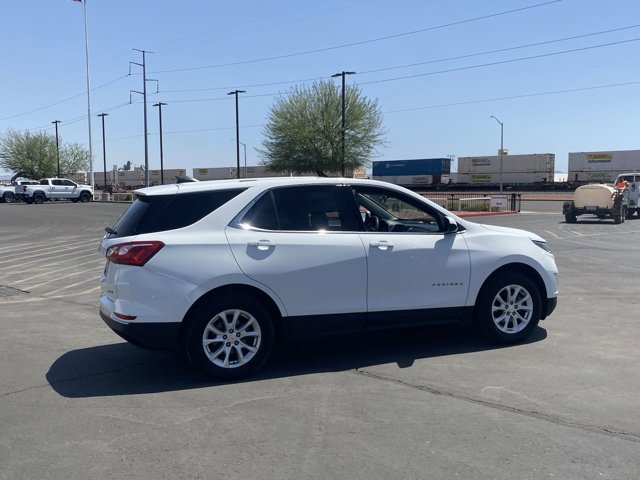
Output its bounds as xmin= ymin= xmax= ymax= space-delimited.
xmin=0 ymin=238 xmax=99 ymax=263
xmin=44 ymin=277 xmax=100 ymax=296
xmin=543 ymin=230 xmax=560 ymax=239
xmin=8 ymin=257 xmax=104 ymax=285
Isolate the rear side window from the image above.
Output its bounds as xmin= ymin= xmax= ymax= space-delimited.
xmin=108 ymin=189 xmax=246 ymax=238
xmin=241 ymin=185 xmax=361 ymax=231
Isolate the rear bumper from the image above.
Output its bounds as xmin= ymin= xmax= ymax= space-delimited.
xmin=100 ymin=309 xmax=181 ymax=351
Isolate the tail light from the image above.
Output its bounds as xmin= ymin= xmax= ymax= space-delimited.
xmin=105 ymin=241 xmax=164 ymax=266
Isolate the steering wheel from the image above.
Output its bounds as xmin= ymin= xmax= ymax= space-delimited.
xmin=365 ymin=214 xmax=379 ymax=232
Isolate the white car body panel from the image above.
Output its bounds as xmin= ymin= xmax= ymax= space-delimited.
xmin=359 ymin=231 xmax=471 ymax=311
xmin=226 ymin=227 xmax=368 ymax=316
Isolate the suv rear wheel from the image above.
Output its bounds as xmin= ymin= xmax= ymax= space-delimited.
xmin=33 ymin=192 xmax=45 ymax=204
xmin=475 ymin=272 xmax=542 ymax=344
xmin=185 ymin=294 xmax=274 ymax=379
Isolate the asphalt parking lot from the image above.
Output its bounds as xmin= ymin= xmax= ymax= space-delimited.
xmin=1 ymin=200 xmax=639 ymax=480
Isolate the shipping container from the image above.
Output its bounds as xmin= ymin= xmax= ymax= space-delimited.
xmin=457 ymin=153 xmax=555 ymax=184
xmin=149 ymin=169 xmax=187 ymax=186
xmin=372 ymin=175 xmax=434 ymax=186
xmin=372 ymin=158 xmax=451 ymax=177
xmin=93 ymin=169 xmax=187 ymax=187
xmin=456 ymin=172 xmax=550 ymax=184
xmin=568 ymin=150 xmax=640 ymax=182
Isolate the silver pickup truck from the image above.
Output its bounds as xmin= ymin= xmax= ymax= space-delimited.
xmin=0 ymin=180 xmax=39 ymax=203
xmin=20 ymin=178 xmax=93 ymax=204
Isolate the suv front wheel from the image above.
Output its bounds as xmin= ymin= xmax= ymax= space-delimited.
xmin=475 ymin=272 xmax=542 ymax=344
xmin=185 ymin=294 xmax=274 ymax=379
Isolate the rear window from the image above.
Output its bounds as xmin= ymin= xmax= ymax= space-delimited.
xmin=107 ymin=189 xmax=246 ymax=238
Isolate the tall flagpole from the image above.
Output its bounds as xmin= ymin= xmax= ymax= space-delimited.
xmin=82 ymin=0 xmax=94 ymax=187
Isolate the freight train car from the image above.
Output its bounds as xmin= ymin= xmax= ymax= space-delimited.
xmin=456 ymin=153 xmax=555 ymax=186
xmin=568 ymin=150 xmax=640 ymax=183
xmin=372 ymin=158 xmax=451 ymax=186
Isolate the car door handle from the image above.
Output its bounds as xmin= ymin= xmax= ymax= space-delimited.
xmin=369 ymin=240 xmax=393 ymax=250
xmin=248 ymin=240 xmax=274 ymax=251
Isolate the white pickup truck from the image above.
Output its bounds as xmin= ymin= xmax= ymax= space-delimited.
xmin=21 ymin=178 xmax=93 ymax=204
xmin=0 ymin=180 xmax=39 ymax=203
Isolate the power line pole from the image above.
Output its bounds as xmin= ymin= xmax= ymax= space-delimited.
xmin=78 ymin=0 xmax=94 ymax=187
xmin=331 ymin=71 xmax=356 ymax=177
xmin=130 ymin=49 xmax=157 ymax=187
xmin=52 ymin=120 xmax=61 ymax=178
xmin=97 ymin=113 xmax=108 ymax=191
xmin=227 ymin=90 xmax=246 ymax=179
xmin=153 ymin=102 xmax=167 ymax=185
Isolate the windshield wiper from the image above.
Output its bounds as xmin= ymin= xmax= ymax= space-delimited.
xmin=104 ymin=227 xmax=118 ymax=235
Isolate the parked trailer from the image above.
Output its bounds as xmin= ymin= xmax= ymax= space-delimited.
xmin=563 ymin=183 xmax=628 ymax=224
xmin=568 ymin=150 xmax=640 ymax=183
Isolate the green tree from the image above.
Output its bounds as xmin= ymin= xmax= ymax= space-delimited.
xmin=0 ymin=129 xmax=90 ymax=180
xmin=259 ymin=80 xmax=385 ymax=176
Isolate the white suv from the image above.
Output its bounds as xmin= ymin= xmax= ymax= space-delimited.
xmin=99 ymin=177 xmax=558 ymax=379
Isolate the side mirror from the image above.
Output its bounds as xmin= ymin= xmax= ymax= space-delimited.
xmin=443 ymin=215 xmax=458 ymax=234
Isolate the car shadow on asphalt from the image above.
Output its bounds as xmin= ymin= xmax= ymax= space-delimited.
xmin=46 ymin=325 xmax=547 ymax=398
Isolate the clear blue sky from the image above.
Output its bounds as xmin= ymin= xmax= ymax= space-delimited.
xmin=1 ymin=0 xmax=639 ymax=178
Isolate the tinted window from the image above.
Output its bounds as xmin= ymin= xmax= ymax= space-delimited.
xmin=108 ymin=188 xmax=246 ymax=238
xmin=241 ymin=186 xmax=360 ymax=231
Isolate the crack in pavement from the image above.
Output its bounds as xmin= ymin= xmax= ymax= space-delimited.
xmin=354 ymin=369 xmax=640 ymax=443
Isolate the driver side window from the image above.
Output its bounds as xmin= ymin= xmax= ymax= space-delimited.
xmin=353 ymin=187 xmax=443 ymax=233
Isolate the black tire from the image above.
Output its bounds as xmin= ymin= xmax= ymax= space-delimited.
xmin=79 ymin=191 xmax=91 ymax=203
xmin=475 ymin=272 xmax=542 ymax=344
xmin=24 ymin=197 xmax=33 ymax=204
xmin=185 ymin=294 xmax=274 ymax=379
xmin=2 ymin=191 xmax=14 ymax=203
xmin=33 ymin=193 xmax=45 ymax=204
xmin=564 ymin=212 xmax=577 ymax=223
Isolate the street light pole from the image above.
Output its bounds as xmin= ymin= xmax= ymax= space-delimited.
xmin=331 ymin=71 xmax=356 ymax=177
xmin=227 ymin=90 xmax=246 ymax=179
xmin=153 ymin=102 xmax=167 ymax=185
xmin=97 ymin=113 xmax=108 ymax=190
xmin=52 ymin=120 xmax=61 ymax=178
xmin=490 ymin=115 xmax=504 ymax=193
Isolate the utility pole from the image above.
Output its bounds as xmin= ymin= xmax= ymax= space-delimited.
xmin=130 ymin=49 xmax=157 ymax=187
xmin=153 ymin=102 xmax=167 ymax=185
xmin=97 ymin=113 xmax=108 ymax=191
xmin=331 ymin=71 xmax=356 ymax=177
xmin=52 ymin=120 xmax=61 ymax=178
xmin=490 ymin=115 xmax=504 ymax=193
xmin=227 ymin=90 xmax=246 ymax=179
xmin=76 ymin=0 xmax=94 ymax=187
